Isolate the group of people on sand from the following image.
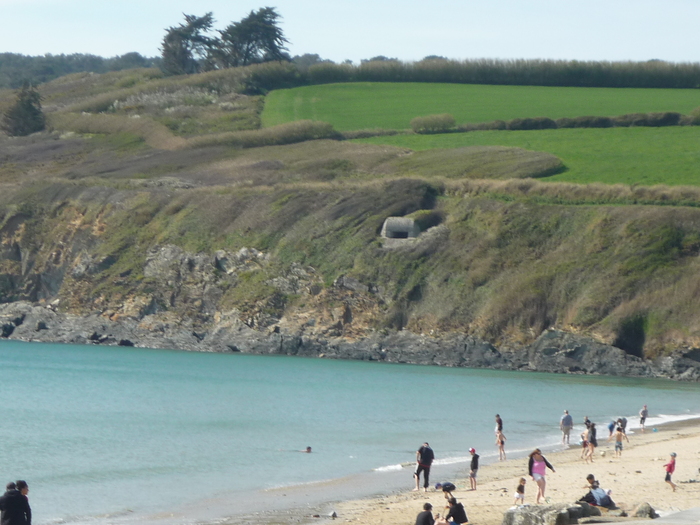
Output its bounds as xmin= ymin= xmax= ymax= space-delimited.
xmin=563 ymin=410 xmax=636 ymax=463
xmin=0 ymin=480 xmax=31 ymax=525
xmin=414 ymin=404 xmax=678 ymax=525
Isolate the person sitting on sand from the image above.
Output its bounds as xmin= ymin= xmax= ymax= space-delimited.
xmin=514 ymin=478 xmax=526 ymax=505
xmin=435 ymin=497 xmax=468 ymax=525
xmin=579 ymin=474 xmax=614 ymax=508
xmin=415 ymin=503 xmax=434 ymax=525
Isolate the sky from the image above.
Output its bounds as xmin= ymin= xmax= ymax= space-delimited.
xmin=1 ymin=0 xmax=699 ymax=64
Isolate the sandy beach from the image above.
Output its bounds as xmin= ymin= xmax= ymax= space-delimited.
xmin=330 ymin=420 xmax=700 ymax=525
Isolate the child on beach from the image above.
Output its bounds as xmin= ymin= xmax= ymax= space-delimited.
xmin=664 ymin=452 xmax=677 ymax=491
xmin=608 ymin=426 xmax=629 ymax=457
xmin=514 ymin=478 xmax=526 ymax=505
xmin=496 ymin=431 xmax=507 ymax=460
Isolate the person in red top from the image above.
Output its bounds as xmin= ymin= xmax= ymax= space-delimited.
xmin=664 ymin=453 xmax=677 ymax=491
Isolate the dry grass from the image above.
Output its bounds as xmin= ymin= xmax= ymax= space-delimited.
xmin=444 ymin=178 xmax=700 ymax=206
xmin=48 ymin=113 xmax=186 ymax=150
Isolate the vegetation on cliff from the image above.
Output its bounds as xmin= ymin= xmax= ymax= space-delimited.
xmin=2 ymin=64 xmax=700 ymax=361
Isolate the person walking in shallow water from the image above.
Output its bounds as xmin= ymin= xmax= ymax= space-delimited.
xmin=495 ymin=430 xmax=506 ymax=460
xmin=560 ymin=410 xmax=573 ymax=445
xmin=640 ymin=405 xmax=649 ymax=431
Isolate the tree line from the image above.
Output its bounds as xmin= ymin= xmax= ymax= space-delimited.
xmin=0 ymin=52 xmax=159 ymax=89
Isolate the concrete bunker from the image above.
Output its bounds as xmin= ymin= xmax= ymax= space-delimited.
xmin=380 ymin=217 xmax=420 ymax=239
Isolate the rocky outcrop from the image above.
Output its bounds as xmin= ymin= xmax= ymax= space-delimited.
xmin=2 ymin=300 xmax=700 ymax=380
xmin=1 ymin=237 xmax=700 ymax=380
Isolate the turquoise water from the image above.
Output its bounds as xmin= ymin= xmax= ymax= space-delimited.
xmin=1 ymin=340 xmax=700 ymax=525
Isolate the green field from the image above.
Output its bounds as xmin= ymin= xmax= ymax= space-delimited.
xmin=355 ymin=126 xmax=700 ymax=186
xmin=262 ymin=82 xmax=700 ymax=131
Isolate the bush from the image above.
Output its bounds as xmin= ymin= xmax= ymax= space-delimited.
xmin=308 ymin=63 xmax=355 ymax=84
xmin=410 ymin=113 xmax=456 ymax=134
xmin=686 ymin=107 xmax=700 ymax=125
xmin=555 ymin=115 xmax=613 ymax=128
xmin=187 ymin=120 xmax=339 ymax=148
xmin=1 ymin=83 xmax=46 ymax=136
xmin=506 ymin=117 xmax=557 ymax=131
xmin=241 ymin=61 xmax=304 ymax=95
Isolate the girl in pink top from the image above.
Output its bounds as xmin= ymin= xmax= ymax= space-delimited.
xmin=664 ymin=453 xmax=677 ymax=491
xmin=528 ymin=449 xmax=555 ymax=503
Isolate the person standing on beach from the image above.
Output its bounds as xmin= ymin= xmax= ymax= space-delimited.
xmin=664 ymin=452 xmax=677 ymax=491
xmin=585 ymin=423 xmax=598 ymax=463
xmin=495 ymin=414 xmax=503 ymax=434
xmin=0 ymin=480 xmax=31 ymax=525
xmin=415 ymin=502 xmax=434 ymax=525
xmin=608 ymin=426 xmax=629 ymax=457
xmin=495 ymin=430 xmax=506 ymax=460
xmin=560 ymin=410 xmax=573 ymax=445
xmin=469 ymin=448 xmax=479 ymax=490
xmin=528 ymin=449 xmax=555 ymax=504
xmin=640 ymin=405 xmax=648 ymax=431
xmin=514 ymin=478 xmax=526 ymax=505
xmin=414 ymin=442 xmax=435 ymax=492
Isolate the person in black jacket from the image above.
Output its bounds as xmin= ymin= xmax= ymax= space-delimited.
xmin=469 ymin=448 xmax=479 ymax=490
xmin=415 ymin=503 xmax=434 ymax=525
xmin=0 ymin=480 xmax=31 ymax=525
xmin=413 ymin=442 xmax=435 ymax=492
xmin=436 ymin=497 xmax=468 ymax=525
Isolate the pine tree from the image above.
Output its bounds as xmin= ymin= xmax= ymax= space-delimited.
xmin=1 ymin=82 xmax=45 ymax=136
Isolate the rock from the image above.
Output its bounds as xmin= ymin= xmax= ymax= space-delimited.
xmin=631 ymin=503 xmax=658 ymax=519
xmin=502 ymin=504 xmax=575 ymax=525
xmin=333 ymin=275 xmax=368 ymax=293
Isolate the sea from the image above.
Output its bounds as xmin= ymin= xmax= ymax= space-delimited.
xmin=1 ymin=339 xmax=700 ymax=525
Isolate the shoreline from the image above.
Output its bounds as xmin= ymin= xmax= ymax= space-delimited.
xmin=220 ymin=417 xmax=700 ymax=525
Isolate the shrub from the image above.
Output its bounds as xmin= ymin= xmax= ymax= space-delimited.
xmin=1 ymin=83 xmax=46 ymax=136
xmin=686 ymin=107 xmax=700 ymax=126
xmin=308 ymin=63 xmax=355 ymax=84
xmin=187 ymin=120 xmax=339 ymax=148
xmin=341 ymin=128 xmax=400 ymax=139
xmin=506 ymin=117 xmax=557 ymax=131
xmin=555 ymin=115 xmax=613 ymax=128
xmin=410 ymin=113 xmax=456 ymax=134
xmin=611 ymin=113 xmax=651 ymax=127
xmin=241 ymin=61 xmax=304 ymax=95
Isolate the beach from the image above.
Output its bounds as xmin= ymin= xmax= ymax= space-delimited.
xmin=324 ymin=419 xmax=700 ymax=525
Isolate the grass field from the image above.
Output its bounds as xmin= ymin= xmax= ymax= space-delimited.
xmin=262 ymin=82 xmax=700 ymax=131
xmin=355 ymin=126 xmax=700 ymax=186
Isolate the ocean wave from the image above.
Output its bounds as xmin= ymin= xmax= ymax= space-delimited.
xmin=373 ymin=463 xmax=404 ymax=472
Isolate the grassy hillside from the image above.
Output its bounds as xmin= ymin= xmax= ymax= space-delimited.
xmin=262 ymin=82 xmax=700 ymax=131
xmin=5 ymin=67 xmax=700 ymax=358
xmin=355 ymin=127 xmax=700 ymax=186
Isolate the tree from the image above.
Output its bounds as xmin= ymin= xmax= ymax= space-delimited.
xmin=1 ymin=82 xmax=45 ymax=136
xmin=215 ymin=7 xmax=289 ymax=68
xmin=160 ymin=13 xmax=215 ymax=75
